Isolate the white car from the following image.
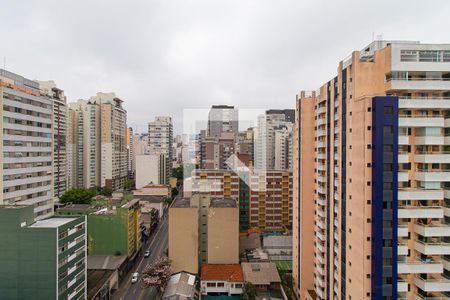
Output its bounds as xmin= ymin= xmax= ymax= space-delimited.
xmin=131 ymin=272 xmax=139 ymax=283
xmin=144 ymin=250 xmax=150 ymax=257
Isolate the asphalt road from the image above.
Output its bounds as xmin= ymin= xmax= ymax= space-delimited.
xmin=113 ymin=215 xmax=169 ymax=300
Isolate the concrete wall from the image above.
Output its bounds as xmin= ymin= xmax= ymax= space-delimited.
xmin=169 ymin=207 xmax=199 ymax=274
xmin=207 ymin=207 xmax=239 ymax=264
xmin=136 ymin=155 xmax=160 ymax=188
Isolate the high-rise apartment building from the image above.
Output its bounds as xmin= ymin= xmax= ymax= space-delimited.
xmin=126 ymin=127 xmax=133 ymax=178
xmin=293 ymin=40 xmax=450 ymax=300
xmin=148 ymin=116 xmax=173 ymax=184
xmin=207 ymin=105 xmax=238 ymax=137
xmin=67 ymin=93 xmax=127 ymax=190
xmin=38 ymin=81 xmax=68 ymax=199
xmin=94 ymin=93 xmax=127 ymax=190
xmin=0 ymin=69 xmax=54 ymax=219
xmin=68 ymin=100 xmax=101 ymax=189
xmin=254 ymin=111 xmax=294 ymax=170
xmin=0 ymin=205 xmax=87 ymax=299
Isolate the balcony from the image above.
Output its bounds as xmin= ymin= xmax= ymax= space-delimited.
xmin=315 ymin=253 xmax=325 ymax=264
xmin=316 ymin=141 xmax=326 ymax=148
xmin=415 ymin=240 xmax=450 ymax=255
xmin=398 ymin=225 xmax=409 ymax=237
xmin=390 ymin=78 xmax=450 ymax=91
xmin=316 ymin=242 xmax=325 ymax=253
xmin=398 ymin=259 xmax=443 ymax=274
xmin=317 ymin=106 xmax=327 ymax=115
xmin=316 ymin=219 xmax=325 ymax=230
xmin=415 ymin=171 xmax=450 ymax=182
xmin=414 ymin=223 xmax=450 ymax=237
xmin=398 ymin=206 xmax=444 ymax=219
xmin=398 ymin=154 xmax=409 ymax=163
xmin=317 ymin=198 xmax=326 ymax=206
xmin=399 ymin=135 xmax=409 ymax=145
xmin=398 ymin=279 xmax=408 ymax=292
xmin=317 ymin=208 xmax=326 ymax=218
xmin=398 ymin=244 xmax=408 ymax=255
xmin=399 ymin=116 xmax=445 ymax=127
xmin=443 ymin=256 xmax=450 ymax=271
xmin=398 ymin=188 xmax=443 ymax=201
xmin=415 ymin=136 xmax=445 ymax=145
xmin=398 ymin=172 xmax=409 ymax=182
xmin=415 ymin=153 xmax=450 ymax=164
xmin=316 ymin=230 xmax=325 ymax=241
xmin=414 ymin=276 xmax=450 ymax=292
xmin=316 ymin=129 xmax=326 ymax=137
xmin=413 ymin=294 xmax=449 ymax=300
xmin=399 ymin=98 xmax=450 ymax=109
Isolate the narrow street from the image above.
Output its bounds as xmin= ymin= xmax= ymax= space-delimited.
xmin=112 ymin=215 xmax=169 ymax=300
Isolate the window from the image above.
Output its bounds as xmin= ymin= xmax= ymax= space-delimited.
xmin=217 ymin=282 xmax=225 ymax=287
xmin=384 ymin=106 xmax=393 ymax=114
xmin=206 ymin=282 xmax=216 ymax=287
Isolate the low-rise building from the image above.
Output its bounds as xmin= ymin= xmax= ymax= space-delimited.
xmin=262 ymin=235 xmax=292 ymax=261
xmin=200 ymin=264 xmax=244 ymax=297
xmin=133 ymin=184 xmax=170 ymax=219
xmin=87 ymin=255 xmax=127 ymax=300
xmin=57 ymin=197 xmax=141 ymax=259
xmin=241 ymin=262 xmax=281 ymax=297
xmin=162 ymin=272 xmax=199 ymax=300
xmin=0 ymin=205 xmax=87 ymax=300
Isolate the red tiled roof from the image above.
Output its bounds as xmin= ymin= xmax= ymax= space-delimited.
xmin=201 ymin=264 xmax=243 ymax=282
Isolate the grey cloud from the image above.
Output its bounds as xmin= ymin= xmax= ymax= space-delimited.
xmin=1 ymin=0 xmax=449 ymax=133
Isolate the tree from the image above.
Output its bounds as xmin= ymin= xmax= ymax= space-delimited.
xmin=141 ymin=257 xmax=172 ymax=292
xmin=59 ymin=188 xmax=97 ymax=204
xmin=172 ymin=166 xmax=183 ymax=181
xmin=163 ymin=197 xmax=172 ymax=206
xmin=100 ymin=186 xmax=113 ymax=197
xmin=241 ymin=282 xmax=257 ymax=300
xmin=124 ymin=179 xmax=135 ymax=191
xmin=171 ymin=187 xmax=178 ymax=198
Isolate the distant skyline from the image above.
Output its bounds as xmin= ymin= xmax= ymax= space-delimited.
xmin=1 ymin=0 xmax=450 ymax=133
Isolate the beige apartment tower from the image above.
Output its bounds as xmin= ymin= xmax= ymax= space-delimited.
xmin=293 ymin=41 xmax=450 ymax=300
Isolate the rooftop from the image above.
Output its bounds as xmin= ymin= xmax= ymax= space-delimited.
xmin=162 ymin=272 xmax=197 ymax=300
xmin=263 ymin=235 xmax=292 ymax=248
xmin=201 ymin=264 xmax=243 ymax=282
xmin=210 ymin=198 xmax=237 ymax=208
xmin=87 ymin=255 xmax=127 ymax=270
xmin=29 ymin=217 xmax=78 ymax=228
xmin=241 ymin=262 xmax=281 ymax=286
xmin=172 ymin=197 xmax=191 ymax=208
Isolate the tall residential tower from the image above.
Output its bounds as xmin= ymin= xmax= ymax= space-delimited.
xmin=0 ymin=69 xmax=54 ymax=219
xmin=293 ymin=41 xmax=450 ymax=300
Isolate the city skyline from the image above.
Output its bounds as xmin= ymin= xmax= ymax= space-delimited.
xmin=1 ymin=0 xmax=450 ymax=133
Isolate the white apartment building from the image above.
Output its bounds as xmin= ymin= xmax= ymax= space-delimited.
xmin=274 ymin=123 xmax=293 ymax=170
xmin=0 ymin=69 xmax=54 ymax=219
xmin=254 ymin=112 xmax=293 ymax=170
xmin=38 ymin=80 xmax=68 ymax=199
xmin=68 ymin=100 xmax=101 ymax=189
xmin=148 ymin=116 xmax=173 ymax=184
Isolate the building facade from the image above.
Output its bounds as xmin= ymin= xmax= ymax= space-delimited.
xmin=148 ymin=116 xmax=173 ymax=184
xmin=293 ymin=40 xmax=450 ymax=300
xmin=0 ymin=69 xmax=54 ymax=219
xmin=38 ymin=80 xmax=68 ymax=200
xmin=186 ymin=169 xmax=292 ymax=232
xmin=254 ymin=111 xmax=294 ymax=171
xmin=68 ymin=100 xmax=101 ymax=189
xmin=169 ymin=195 xmax=239 ymax=274
xmin=0 ymin=205 xmax=87 ymax=300
xmin=66 ymin=93 xmax=127 ymax=191
xmin=207 ymin=105 xmax=238 ymax=137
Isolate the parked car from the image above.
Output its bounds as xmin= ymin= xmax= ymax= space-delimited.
xmin=131 ymin=272 xmax=139 ymax=283
xmin=144 ymin=250 xmax=150 ymax=257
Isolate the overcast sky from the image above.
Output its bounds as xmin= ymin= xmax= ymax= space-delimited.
xmin=1 ymin=0 xmax=449 ymax=133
